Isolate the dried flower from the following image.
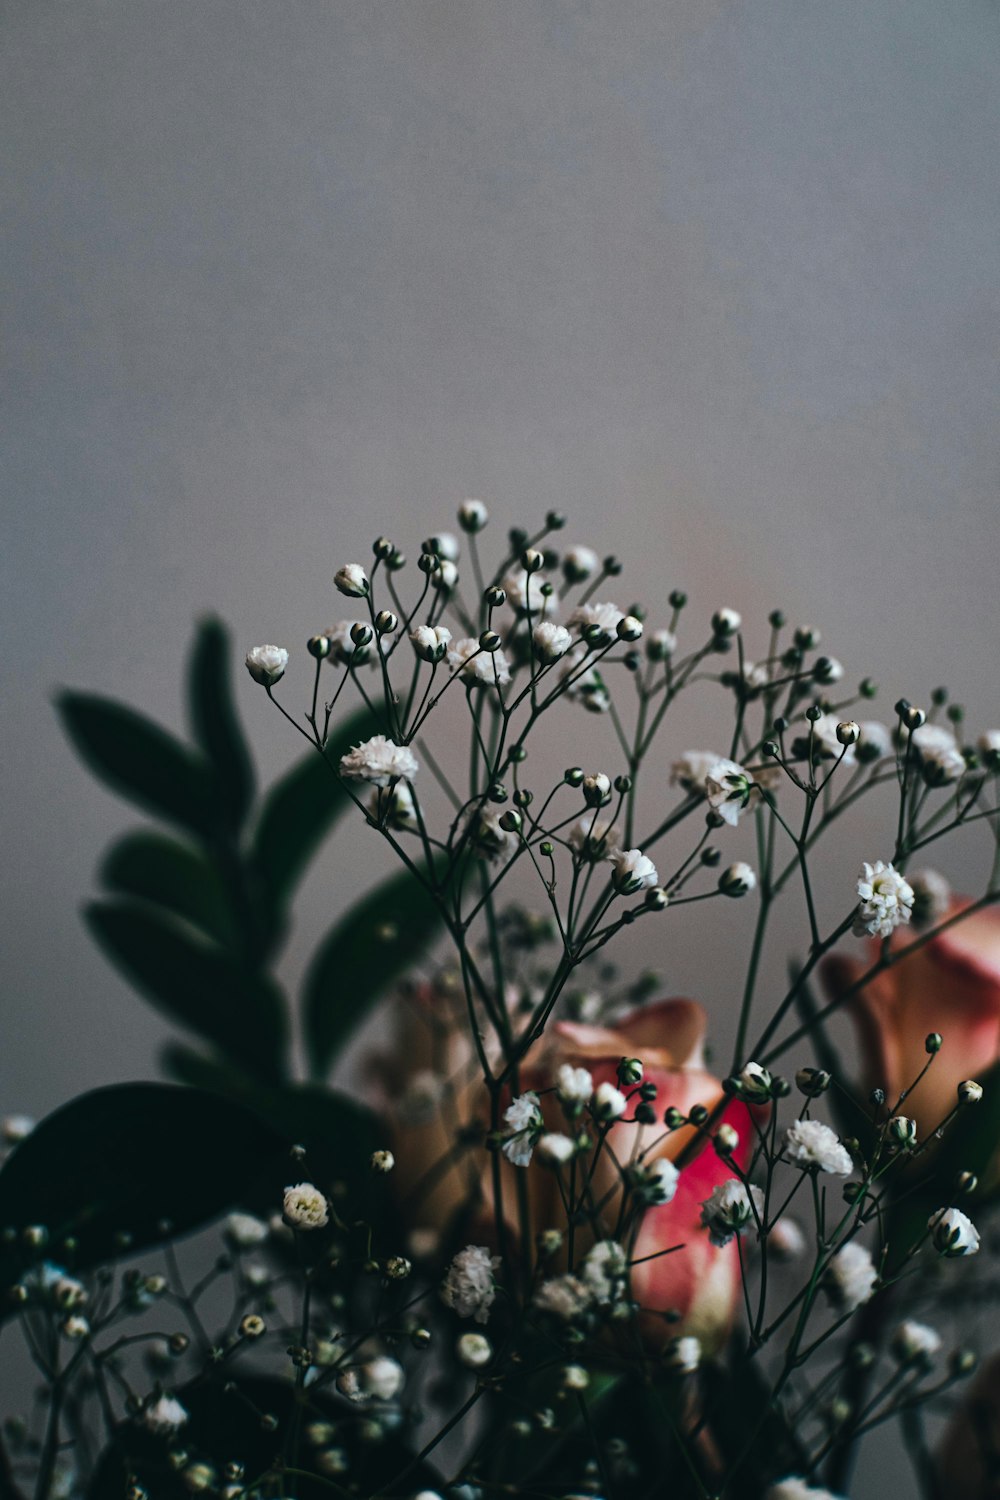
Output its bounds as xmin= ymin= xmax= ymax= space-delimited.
xmin=610 ymin=847 xmax=659 ymax=895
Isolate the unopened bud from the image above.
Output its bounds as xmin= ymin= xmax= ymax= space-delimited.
xmin=307 ymin=634 xmax=332 ymax=659
xmin=958 ymin=1079 xmax=983 ymax=1106
xmin=617 ymin=615 xmax=643 ymax=642
xmin=796 ymin=1067 xmax=832 ymax=1097
xmin=836 ymin=721 xmax=860 ymax=746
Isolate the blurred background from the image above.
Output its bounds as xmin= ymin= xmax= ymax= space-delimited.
xmin=3 ymin=2 xmax=999 ymax=1481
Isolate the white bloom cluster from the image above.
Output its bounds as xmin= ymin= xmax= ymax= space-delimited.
xmin=534 ymin=1273 xmax=593 ymax=1321
xmin=532 ymin=621 xmax=573 ymax=662
xmin=557 ymin=645 xmax=611 ymax=712
xmin=630 ymin=1156 xmax=680 ymax=1206
xmin=448 ymin=637 xmax=512 ymax=686
xmin=581 ymin=1240 xmax=629 ymax=1305
xmin=593 ymin=1081 xmax=628 ymax=1121
xmin=501 ymin=1091 xmax=543 ymax=1166
xmin=557 ymin=1064 xmax=594 ymax=1108
xmin=340 ymin=735 xmax=419 ymax=787
xmin=782 ymin=1120 xmax=853 ymax=1177
xmin=245 ymin=644 xmax=289 ymax=687
xmin=536 ymin=1132 xmax=577 ymax=1165
xmin=283 ymin=1182 xmax=329 ymax=1230
xmin=928 ymin=1207 xmax=980 ymax=1257
xmin=441 ymin=1245 xmax=501 ymax=1324
xmin=824 ymin=1242 xmax=877 ymax=1311
xmin=567 ymin=600 xmax=624 ymax=641
xmin=853 ymin=860 xmax=914 ymax=939
xmin=704 ymin=758 xmax=756 ymax=826
xmin=700 ymin=1180 xmax=764 ymax=1248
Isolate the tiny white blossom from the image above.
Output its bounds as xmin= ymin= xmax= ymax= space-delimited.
xmin=52 ymin=1275 xmax=87 ymax=1310
xmin=646 ymin=628 xmax=678 ymax=662
xmin=978 ymin=729 xmax=1000 ymax=764
xmin=665 ymin=1335 xmax=702 ymax=1374
xmin=670 ymin=750 xmax=723 ymax=796
xmin=370 ymin=1149 xmax=395 ymax=1173
xmin=448 ymin=636 xmax=512 ymax=686
xmin=891 ymin=1320 xmax=942 ymax=1363
xmin=536 ymin=1132 xmax=577 ymax=1165
xmin=432 ymin=557 xmax=458 ymax=591
xmin=334 ymin=563 xmax=369 ymax=598
xmin=567 ymin=600 xmax=624 ymax=641
xmin=700 ymin=1180 xmax=764 ymax=1248
xmin=705 ymin=758 xmax=756 ymax=826
xmin=769 ymin=1218 xmax=807 ymax=1259
xmin=428 ymin=531 xmax=460 ymax=562
xmin=410 ymin=624 xmax=452 ymax=662
xmin=853 ymin=860 xmax=914 ymax=939
xmin=62 ymin=1314 xmax=89 ymax=1339
xmin=458 ymin=498 xmax=489 ymax=532
xmin=631 ymin=1156 xmax=680 ymax=1205
xmin=502 ymin=568 xmax=555 ymax=617
xmin=532 ymin=621 xmax=573 ymax=663
xmin=457 ymin=1332 xmax=493 ymax=1368
xmin=324 ymin=621 xmax=373 ymax=667
xmin=340 ymin=735 xmax=419 ymax=787
xmin=909 ymin=868 xmax=951 ymax=928
xmin=562 ymin=544 xmax=600 ymax=582
xmin=593 ymin=1081 xmax=628 ymax=1121
xmin=441 ymin=1245 xmax=501 ymax=1324
xmin=562 ymin=1363 xmax=590 ymax=1390
xmin=502 ymin=1092 xmax=542 ymax=1166
xmin=581 ymin=1240 xmax=629 ymax=1305
xmin=783 ymin=1120 xmax=853 ymax=1177
xmin=1 ymin=1115 xmax=34 ymax=1145
xmin=610 ymin=847 xmax=659 ymax=894
xmin=928 ymin=1206 xmax=980 ymax=1257
xmin=367 ymin=782 xmax=418 ymax=833
xmin=283 ymin=1182 xmax=329 ymax=1230
xmin=245 ymin=645 xmax=289 ymax=687
xmin=737 ymin=1061 xmax=772 ymax=1102
xmin=359 ymin=1355 xmax=405 ymax=1400
xmin=719 ymin=861 xmax=757 ymax=897
xmin=556 ymin=1064 xmax=594 ymax=1107
xmin=143 ymin=1393 xmax=189 ymax=1434
xmin=824 ymin=1242 xmax=877 ymax=1310
xmin=224 ymin=1213 xmax=269 ymax=1248
xmin=856 ymin=720 xmax=893 ymax=764
xmin=533 ymin=1274 xmax=593 ymax=1320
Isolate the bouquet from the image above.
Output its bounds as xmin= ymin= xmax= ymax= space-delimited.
xmin=5 ymin=501 xmax=1000 ymax=1500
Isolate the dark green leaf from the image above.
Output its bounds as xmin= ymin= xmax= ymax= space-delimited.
xmin=251 ymin=704 xmax=385 ymax=907
xmin=304 ymin=865 xmax=443 ymax=1078
xmin=187 ymin=616 xmax=255 ymax=833
xmin=100 ymin=830 xmax=237 ymax=945
xmin=0 ymin=1084 xmax=286 ymax=1291
xmin=85 ymin=900 xmax=288 ymax=1079
xmin=56 ymin=690 xmax=217 ymax=837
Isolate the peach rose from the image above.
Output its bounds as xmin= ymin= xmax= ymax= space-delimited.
xmin=822 ymin=901 xmax=1000 ymax=1143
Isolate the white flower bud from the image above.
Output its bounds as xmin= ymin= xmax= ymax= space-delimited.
xmin=888 ymin=1115 xmax=918 ymax=1149
xmin=736 ymin=1061 xmax=772 ymax=1103
xmin=334 ymin=563 xmax=370 ymax=598
xmin=928 ymin=1206 xmax=980 ymax=1257
xmin=718 ymin=862 xmax=756 ymax=897
xmin=664 ymin=1335 xmax=701 ymax=1374
xmin=646 ymin=628 xmax=678 ymax=662
xmin=458 ymin=499 xmax=489 ymax=532
xmin=593 ymin=1081 xmax=628 ymax=1121
xmin=836 ymin=720 xmax=860 ymax=746
xmin=715 ymin=1124 xmax=740 ymax=1156
xmin=143 ymin=1394 xmax=189 ymax=1434
xmin=410 ymin=625 xmax=452 ymax=662
xmin=245 ymin=645 xmax=289 ymax=687
xmin=557 ymin=1064 xmax=594 ymax=1108
xmin=616 ymin=614 xmax=644 ymax=642
xmin=457 ymin=1332 xmax=493 ymax=1368
xmin=62 ymin=1315 xmax=90 ymax=1339
xmin=562 ymin=545 xmax=600 ymax=582
xmin=958 ymin=1079 xmax=983 ymax=1105
xmin=583 ymin=772 xmax=612 ymax=807
xmin=370 ymin=1149 xmax=395 ymax=1173
xmin=711 ymin=607 xmax=741 ymax=636
xmin=610 ymin=847 xmax=659 ymax=894
xmin=536 ymin=1132 xmax=577 ymax=1166
xmin=891 ymin=1320 xmax=941 ymax=1364
xmin=532 ymin=621 xmax=573 ymax=662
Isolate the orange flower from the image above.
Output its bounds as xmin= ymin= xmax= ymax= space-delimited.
xmin=822 ymin=901 xmax=1000 ymax=1142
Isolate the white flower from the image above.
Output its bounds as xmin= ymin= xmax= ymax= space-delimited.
xmin=782 ymin=1120 xmax=853 ymax=1177
xmin=1 ymin=1115 xmax=34 ymax=1145
xmin=428 ymin=531 xmax=460 ymax=562
xmin=928 ymin=1206 xmax=980 ymax=1257
xmin=719 ymin=861 xmax=757 ymax=897
xmin=532 ymin=621 xmax=573 ymax=663
xmin=557 ymin=645 xmax=611 ymax=712
xmin=646 ymin=629 xmax=678 ymax=662
xmin=143 ymin=1393 xmax=189 ymax=1434
xmin=556 ymin=1064 xmax=594 ymax=1108
xmin=670 ymin=750 xmax=723 ymax=796
xmin=458 ymin=498 xmax=489 ymax=532
xmin=533 ymin=1274 xmax=592 ymax=1321
xmin=610 ymin=847 xmax=659 ymax=894
xmin=631 ymin=1156 xmax=680 ymax=1206
xmin=705 ymin=758 xmax=756 ymax=826
xmin=502 ymin=1092 xmax=542 ymax=1166
xmin=245 ymin=645 xmax=289 ymax=687
xmin=359 ymin=1355 xmax=405 ymax=1400
xmin=448 ymin=637 xmax=512 ymax=686
xmin=856 ymin=720 xmax=893 ymax=764
xmin=502 ymin=568 xmax=555 ymax=616
xmin=737 ymin=1061 xmax=772 ymax=1102
xmin=593 ymin=1081 xmax=628 ymax=1121
xmin=368 ymin=782 xmax=418 ymax=833
xmin=824 ymin=1242 xmax=877 ymax=1310
xmin=340 ymin=735 xmax=419 ymax=787
xmin=324 ymin=620 xmax=373 ymax=667
xmin=665 ymin=1335 xmax=702 ymax=1373
xmin=334 ymin=563 xmax=369 ymax=598
xmin=283 ymin=1182 xmax=329 ymax=1230
xmin=410 ymin=624 xmax=452 ymax=662
xmin=562 ymin=544 xmax=600 ymax=582
xmin=224 ymin=1212 xmax=269 ymax=1248
xmin=370 ymin=1149 xmax=395 ymax=1173
xmin=567 ymin=600 xmax=624 ymax=641
xmin=581 ymin=1240 xmax=629 ymax=1305
xmin=792 ymin=713 xmax=855 ymax=765
xmin=909 ymin=867 xmax=951 ymax=928
xmin=978 ymin=729 xmax=1000 ymax=764
xmin=441 ymin=1245 xmax=501 ymax=1323
xmin=52 ymin=1275 xmax=87 ymax=1310
xmin=432 ymin=558 xmax=458 ymax=591
xmin=456 ymin=1332 xmax=493 ymax=1368
xmin=465 ymin=807 xmax=516 ymax=862
xmin=537 ymin=1132 xmax=577 ymax=1165
xmin=769 ymin=1218 xmax=807 ymax=1259
xmin=891 ymin=1320 xmax=942 ymax=1363
xmin=853 ymin=860 xmax=914 ymax=939
xmin=700 ymin=1180 xmax=764 ymax=1247
xmin=61 ymin=1314 xmax=89 ymax=1339
xmin=765 ymin=1479 xmax=843 ymax=1500
xmin=906 ymin=722 xmax=959 ymax=758
xmin=562 ymin=1363 xmax=590 ymax=1390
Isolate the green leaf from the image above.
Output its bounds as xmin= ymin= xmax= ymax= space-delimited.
xmin=187 ymin=616 xmax=255 ymax=833
xmin=251 ymin=704 xmax=385 ymax=907
xmin=100 ymin=830 xmax=237 ymax=945
xmin=0 ymin=1084 xmax=286 ymax=1290
xmin=303 ymin=865 xmax=443 ymax=1078
xmin=56 ymin=690 xmax=217 ymax=837
xmin=85 ymin=899 xmax=288 ymax=1079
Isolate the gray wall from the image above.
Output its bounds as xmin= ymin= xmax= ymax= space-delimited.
xmin=3 ymin=2 xmax=999 ymax=1485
